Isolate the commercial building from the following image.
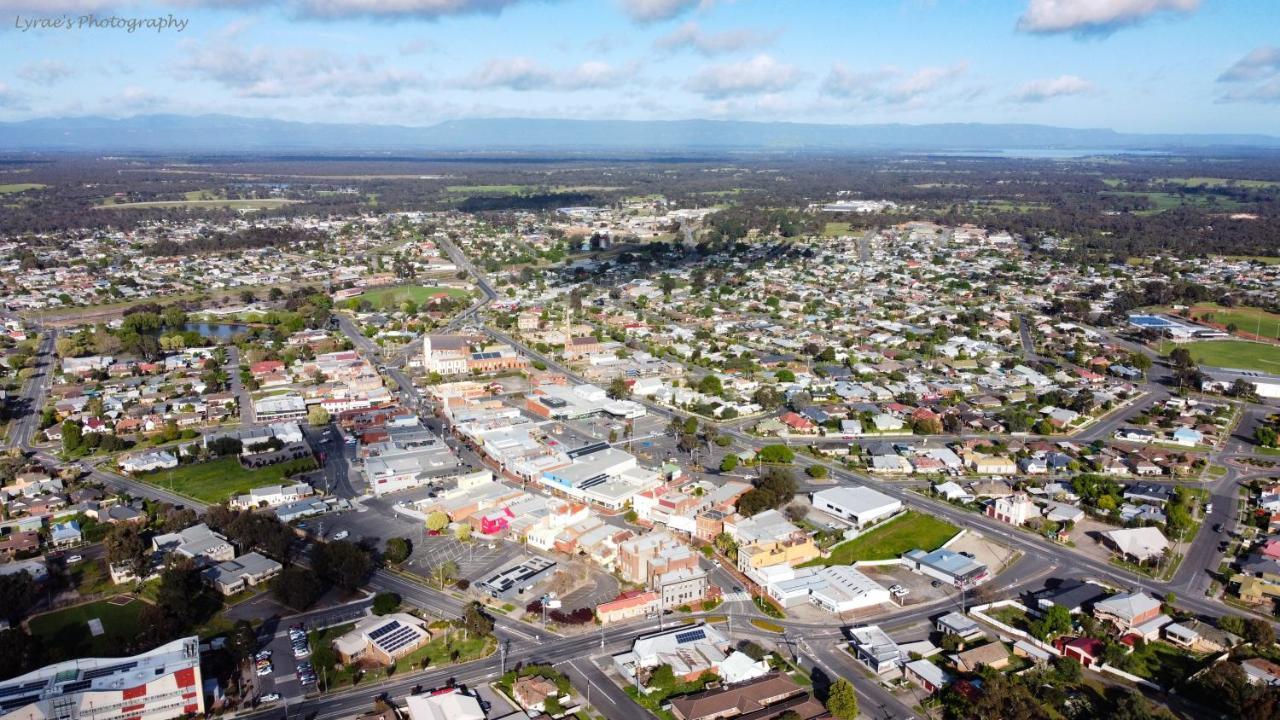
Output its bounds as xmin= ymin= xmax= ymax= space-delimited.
xmin=613 ymin=623 xmax=730 ymax=684
xmin=0 ymin=636 xmax=202 ymax=720
xmin=230 ymin=482 xmax=313 ymax=510
xmin=404 ymin=688 xmax=486 ymax=720
xmin=811 ymin=486 xmax=902 ymax=527
xmin=761 ymin=565 xmax=890 ymax=613
xmin=478 ymin=557 xmax=557 ymax=600
xmin=597 ymin=590 xmax=660 ymax=625
xmin=848 ymin=625 xmax=902 ymax=674
xmin=252 ymin=393 xmax=307 ymax=423
xmin=333 ymin=613 xmax=432 ymax=665
xmin=902 ymin=548 xmax=989 ymax=587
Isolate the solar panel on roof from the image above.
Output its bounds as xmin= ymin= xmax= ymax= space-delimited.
xmin=82 ymin=662 xmax=136 ymax=680
xmin=674 ymin=629 xmax=706 ymax=644
xmin=60 ymin=680 xmax=91 ymax=693
xmin=368 ymin=620 xmax=401 ymax=641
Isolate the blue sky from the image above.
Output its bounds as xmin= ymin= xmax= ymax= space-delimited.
xmin=1 ymin=0 xmax=1278 ymax=133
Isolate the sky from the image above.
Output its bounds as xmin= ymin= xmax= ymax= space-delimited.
xmin=1 ymin=0 xmax=1279 ymax=134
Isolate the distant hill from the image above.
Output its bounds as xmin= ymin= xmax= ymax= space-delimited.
xmin=1 ymin=114 xmax=1277 ymax=153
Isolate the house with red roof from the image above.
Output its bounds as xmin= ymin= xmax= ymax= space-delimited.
xmin=779 ymin=412 xmax=816 ymax=434
xmin=1055 ymin=636 xmax=1105 ymax=667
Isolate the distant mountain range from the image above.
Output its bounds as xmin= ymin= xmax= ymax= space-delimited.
xmin=1 ymin=114 xmax=1277 ymax=154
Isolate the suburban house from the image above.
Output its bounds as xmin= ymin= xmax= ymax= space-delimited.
xmin=202 ymin=552 xmax=282 ymax=595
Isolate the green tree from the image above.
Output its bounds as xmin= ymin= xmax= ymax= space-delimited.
xmin=426 ymin=511 xmax=449 ymax=532
xmin=720 ymin=454 xmax=739 ymax=473
xmin=372 ymin=592 xmax=401 ymax=616
xmin=1030 ymin=604 xmax=1072 ymax=641
xmin=430 ymin=560 xmax=459 ymax=589
xmin=271 ymin=567 xmax=325 ymax=611
xmin=1245 ymin=618 xmax=1276 ymax=647
xmin=757 ymin=444 xmax=795 ymax=464
xmin=308 ymin=406 xmax=331 ymax=426
xmin=607 ymin=376 xmax=632 ymax=400
xmin=461 ymin=600 xmax=495 ymax=638
xmin=384 ymin=537 xmax=412 ymax=565
xmin=1219 ymin=615 xmax=1247 ymax=637
xmin=826 ymin=679 xmax=859 ymax=719
xmin=312 ymin=541 xmax=372 ymax=592
xmin=806 ymin=464 xmax=828 ymax=479
xmin=105 ymin=524 xmax=149 ymax=580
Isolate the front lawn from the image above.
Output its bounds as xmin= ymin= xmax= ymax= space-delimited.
xmin=137 ymin=456 xmax=317 ymax=503
xmin=28 ymin=598 xmax=148 ymax=661
xmin=802 ymin=511 xmax=957 ymax=566
xmin=1116 ymin=641 xmax=1206 ymax=688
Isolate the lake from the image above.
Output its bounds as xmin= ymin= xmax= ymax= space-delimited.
xmin=183 ymin=322 xmax=251 ymax=339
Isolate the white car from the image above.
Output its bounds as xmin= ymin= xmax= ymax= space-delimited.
xmin=256 ymin=665 xmax=273 ymax=676
xmin=66 ymin=554 xmax=83 ymax=564
xmin=260 ymin=693 xmax=281 ymax=703
xmin=332 ymin=530 xmax=349 ymax=540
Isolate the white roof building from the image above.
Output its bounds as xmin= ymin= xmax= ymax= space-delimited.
xmin=405 ymin=689 xmax=486 ymax=720
xmin=1102 ymin=526 xmax=1169 ymax=562
xmin=811 ymin=486 xmax=902 ymax=527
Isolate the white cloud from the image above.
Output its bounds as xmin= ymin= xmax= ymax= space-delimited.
xmin=655 ymin=21 xmax=772 ymax=55
xmin=1218 ymin=46 xmax=1280 ymax=83
xmin=0 ymin=83 xmax=27 ymax=110
xmin=178 ymin=38 xmax=424 ymax=98
xmin=618 ymin=0 xmax=699 ymax=23
xmin=1009 ymin=74 xmax=1096 ymax=102
xmin=15 ymin=60 xmax=75 ymax=85
xmin=1016 ymin=0 xmax=1199 ymax=35
xmin=822 ymin=61 xmax=968 ymax=105
xmin=685 ymin=54 xmax=804 ymax=99
xmin=460 ymin=57 xmax=635 ymax=91
xmin=1219 ymin=78 xmax=1280 ymax=104
xmin=1216 ymin=47 xmax=1280 ymax=104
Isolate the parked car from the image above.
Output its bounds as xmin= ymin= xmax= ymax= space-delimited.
xmin=332 ymin=530 xmax=349 ymax=540
xmin=260 ymin=693 xmax=281 ymax=703
xmin=66 ymin=554 xmax=83 ymax=564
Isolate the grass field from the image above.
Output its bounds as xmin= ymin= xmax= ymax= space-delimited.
xmin=353 ymin=284 xmax=470 ymax=308
xmin=823 ymin=221 xmax=853 ymax=237
xmin=1101 ymin=190 xmax=1242 ymax=213
xmin=97 ymin=198 xmax=296 ymax=210
xmin=802 ymin=511 xmax=957 ymax=566
xmin=1187 ymin=303 xmax=1280 ymax=340
xmin=28 ymin=598 xmax=147 ymax=661
xmin=444 ymin=184 xmax=531 ymax=195
xmin=1162 ymin=339 xmax=1280 ymax=373
xmin=1223 ymin=255 xmax=1280 ymax=265
xmin=139 ymin=456 xmax=317 ymax=503
xmin=0 ymin=183 xmax=46 ymax=194
xmin=1158 ymin=177 xmax=1280 ymax=189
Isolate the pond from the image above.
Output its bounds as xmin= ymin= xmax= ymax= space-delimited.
xmin=183 ymin=322 xmax=251 ymax=339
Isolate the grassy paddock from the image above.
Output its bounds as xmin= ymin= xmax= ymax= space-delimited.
xmin=138 ymin=456 xmax=317 ymax=503
xmin=96 ymin=198 xmax=296 ymax=210
xmin=1163 ymin=339 xmax=1280 ymax=373
xmin=803 ymin=511 xmax=957 ymax=566
xmin=0 ymin=183 xmax=46 ymax=194
xmin=353 ymin=285 xmax=471 ymax=308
